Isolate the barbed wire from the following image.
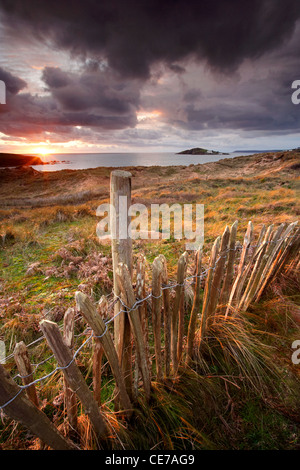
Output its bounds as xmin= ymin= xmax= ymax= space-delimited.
xmin=0 ymin=229 xmax=297 ymax=411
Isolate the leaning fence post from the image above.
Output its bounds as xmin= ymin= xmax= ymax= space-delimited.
xmin=40 ymin=320 xmax=108 ymax=446
xmin=14 ymin=341 xmax=39 ymax=408
xmin=239 ymin=244 xmax=268 ymax=312
xmin=75 ymin=291 xmax=132 ymax=415
xmin=255 ymin=222 xmax=298 ymax=302
xmin=63 ymin=308 xmax=78 ymax=438
xmin=232 ymin=223 xmax=267 ymax=308
xmin=0 ymin=363 xmax=76 ymax=450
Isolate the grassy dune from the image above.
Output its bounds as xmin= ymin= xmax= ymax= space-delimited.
xmin=0 ymin=150 xmax=299 ymax=449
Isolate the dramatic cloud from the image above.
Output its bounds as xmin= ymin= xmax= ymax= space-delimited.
xmin=1 ymin=1 xmax=300 ymax=78
xmin=0 ymin=1 xmax=300 ymax=151
xmin=0 ymin=66 xmax=26 ymax=95
xmin=0 ymin=65 xmax=141 ymax=138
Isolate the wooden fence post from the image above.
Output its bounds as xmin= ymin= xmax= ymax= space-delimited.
xmin=219 ymin=220 xmax=238 ymax=312
xmin=40 ymin=320 xmax=108 ymax=446
xmin=225 ymin=221 xmax=253 ymax=317
xmin=198 ymin=236 xmax=220 ymax=345
xmin=267 ymin=228 xmax=300 ymax=283
xmin=233 ymin=223 xmax=267 ymax=307
xmin=238 ymin=242 xmax=268 ymax=311
xmin=158 ymin=254 xmax=171 ymax=378
xmin=186 ymin=248 xmax=202 ymax=364
xmin=116 ymin=263 xmax=151 ymax=400
xmin=136 ymin=254 xmax=151 ymax=380
xmin=110 ymin=170 xmax=133 ymax=402
xmin=207 ymin=225 xmax=230 ymax=321
xmin=177 ymin=253 xmax=188 ymax=365
xmin=75 ymin=291 xmax=132 ymax=415
xmin=255 ymin=222 xmax=298 ymax=302
xmin=63 ymin=308 xmax=78 ymax=438
xmin=14 ymin=342 xmax=39 ymax=408
xmin=171 ymin=252 xmax=188 ymax=373
xmin=0 ymin=364 xmax=76 ymax=450
xmin=92 ymin=297 xmax=106 ymax=407
xmin=110 ymin=170 xmax=132 ymax=354
xmin=152 ymin=256 xmax=163 ymax=382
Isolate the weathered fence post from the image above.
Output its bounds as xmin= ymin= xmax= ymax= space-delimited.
xmin=239 ymin=243 xmax=268 ymax=311
xmin=219 ymin=220 xmax=238 ymax=311
xmin=40 ymin=320 xmax=108 ymax=446
xmin=92 ymin=297 xmax=107 ymax=406
xmin=198 ymin=236 xmax=220 ymax=346
xmin=172 ymin=252 xmax=188 ymax=373
xmin=136 ymin=254 xmax=151 ymax=381
xmin=207 ymin=225 xmax=230 ymax=321
xmin=116 ymin=263 xmax=151 ymax=400
xmin=0 ymin=364 xmax=76 ymax=450
xmin=110 ymin=170 xmax=133 ymax=398
xmin=186 ymin=248 xmax=202 ymax=364
xmin=152 ymin=256 xmax=163 ymax=382
xmin=158 ymin=254 xmax=171 ymax=378
xmin=231 ymin=223 xmax=267 ymax=308
xmin=75 ymin=291 xmax=132 ymax=415
xmin=14 ymin=342 xmax=39 ymax=408
xmin=63 ymin=308 xmax=78 ymax=438
xmin=255 ymin=222 xmax=298 ymax=302
xmin=225 ymin=221 xmax=253 ymax=317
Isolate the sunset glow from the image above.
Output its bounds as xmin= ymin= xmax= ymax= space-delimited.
xmin=34 ymin=147 xmax=51 ymax=156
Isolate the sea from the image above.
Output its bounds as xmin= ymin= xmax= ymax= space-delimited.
xmin=30 ymin=151 xmax=266 ymax=172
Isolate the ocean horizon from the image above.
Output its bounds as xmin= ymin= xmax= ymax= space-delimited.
xmin=30 ymin=150 xmax=266 ymax=172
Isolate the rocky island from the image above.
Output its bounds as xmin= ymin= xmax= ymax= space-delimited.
xmin=177 ymin=147 xmax=229 ymax=155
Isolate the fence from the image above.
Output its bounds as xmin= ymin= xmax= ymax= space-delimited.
xmin=0 ymin=170 xmax=299 ymax=450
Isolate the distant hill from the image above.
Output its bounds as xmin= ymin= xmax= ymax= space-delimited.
xmin=0 ymin=153 xmax=44 ymax=167
xmin=177 ymin=147 xmax=228 ymax=155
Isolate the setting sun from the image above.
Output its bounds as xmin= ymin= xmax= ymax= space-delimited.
xmin=35 ymin=147 xmax=51 ymax=156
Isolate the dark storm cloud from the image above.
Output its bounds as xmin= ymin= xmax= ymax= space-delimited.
xmin=42 ymin=66 xmax=141 ymax=113
xmin=1 ymin=1 xmax=300 ymax=145
xmin=1 ymin=0 xmax=300 ymax=78
xmin=0 ymin=67 xmax=26 ymax=95
xmin=0 ymin=67 xmax=139 ymax=137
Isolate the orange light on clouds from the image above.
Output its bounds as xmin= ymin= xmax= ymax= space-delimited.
xmin=137 ymin=109 xmax=162 ymax=122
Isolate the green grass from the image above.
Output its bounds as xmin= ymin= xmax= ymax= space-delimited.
xmin=0 ymin=153 xmax=299 ymax=449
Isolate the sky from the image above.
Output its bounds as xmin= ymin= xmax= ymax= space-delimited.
xmin=0 ymin=0 xmax=300 ymax=155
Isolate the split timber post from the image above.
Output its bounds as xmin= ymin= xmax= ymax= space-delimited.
xmin=40 ymin=320 xmax=108 ymax=447
xmin=110 ymin=170 xmax=133 ymax=399
xmin=14 ymin=341 xmax=39 ymax=408
xmin=0 ymin=364 xmax=76 ymax=450
xmin=63 ymin=308 xmax=78 ymax=438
